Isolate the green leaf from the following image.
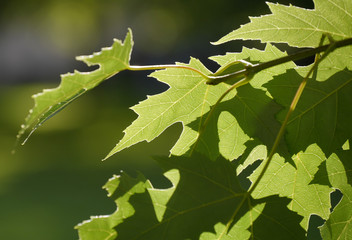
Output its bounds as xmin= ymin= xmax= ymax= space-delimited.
xmin=106 ymin=57 xmax=247 ymax=159
xmin=320 ymin=149 xmax=352 ymax=239
xmin=78 ymin=154 xmax=305 ymax=240
xmin=215 ymin=0 xmax=352 ymax=47
xmin=105 ymin=58 xmax=226 ymax=159
xmin=18 ymin=29 xmax=133 ymax=143
xmin=249 ymin=144 xmax=333 ymax=229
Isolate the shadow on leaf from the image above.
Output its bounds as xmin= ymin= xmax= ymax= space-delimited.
xmin=265 ymin=68 xmax=352 ymax=157
xmin=113 ymin=154 xmax=305 ymax=239
xmin=187 ymin=84 xmax=288 ymax=162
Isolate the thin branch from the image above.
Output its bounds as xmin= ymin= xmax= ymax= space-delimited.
xmin=127 ymin=38 xmax=352 ymax=88
xmin=128 ymin=64 xmax=211 ymax=80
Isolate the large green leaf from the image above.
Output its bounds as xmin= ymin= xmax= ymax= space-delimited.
xmin=215 ymin=0 xmax=352 ymax=47
xmin=18 ymin=29 xmax=133 ymax=143
xmin=77 ymin=154 xmax=305 ymax=240
xmin=105 ymin=58 xmax=229 ymax=159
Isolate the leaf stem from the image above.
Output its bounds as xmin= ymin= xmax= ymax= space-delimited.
xmin=128 ymin=64 xmax=211 ymax=80
xmin=219 ymin=193 xmax=250 ymax=237
xmin=248 ymin=35 xmax=338 ymax=195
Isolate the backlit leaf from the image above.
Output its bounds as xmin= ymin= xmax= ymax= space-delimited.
xmin=215 ymin=0 xmax=352 ymax=47
xmin=107 ymin=44 xmax=293 ymax=160
xmin=18 ymin=29 xmax=133 ymax=143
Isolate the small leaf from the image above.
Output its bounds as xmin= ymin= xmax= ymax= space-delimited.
xmin=18 ymin=29 xmax=133 ymax=143
xmin=76 ymin=173 xmax=151 ymax=240
xmin=210 ymin=43 xmax=296 ymax=89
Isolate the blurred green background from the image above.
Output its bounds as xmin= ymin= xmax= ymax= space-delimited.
xmin=0 ymin=0 xmax=314 ymax=239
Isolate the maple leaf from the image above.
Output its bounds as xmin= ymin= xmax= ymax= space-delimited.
xmin=215 ymin=0 xmax=352 ymax=47
xmin=105 ymin=58 xmax=233 ymax=159
xmin=18 ymin=29 xmax=133 ymax=143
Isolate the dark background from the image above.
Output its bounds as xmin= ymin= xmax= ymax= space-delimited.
xmin=0 ymin=1 xmax=316 ymax=239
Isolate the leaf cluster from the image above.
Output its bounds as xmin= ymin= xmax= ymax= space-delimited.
xmin=19 ymin=0 xmax=352 ymax=239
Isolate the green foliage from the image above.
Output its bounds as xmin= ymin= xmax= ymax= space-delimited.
xmin=77 ymin=154 xmax=306 ymax=239
xmin=20 ymin=0 xmax=352 ymax=239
